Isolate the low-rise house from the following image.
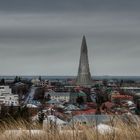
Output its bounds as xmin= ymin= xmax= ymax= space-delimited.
xmin=111 ymin=95 xmax=133 ymax=103
xmin=70 ymin=92 xmax=87 ymax=104
xmin=45 ymin=91 xmax=70 ymax=102
xmin=64 ymin=104 xmax=80 ymax=111
xmin=72 ymin=109 xmax=96 ymax=116
xmin=39 ymin=80 xmax=49 ymax=87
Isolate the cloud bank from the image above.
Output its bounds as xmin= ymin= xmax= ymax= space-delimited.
xmin=0 ymin=0 xmax=140 ymax=76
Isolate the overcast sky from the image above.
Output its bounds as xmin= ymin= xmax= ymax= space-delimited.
xmin=0 ymin=0 xmax=140 ymax=76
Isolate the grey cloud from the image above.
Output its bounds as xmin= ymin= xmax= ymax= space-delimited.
xmin=0 ymin=1 xmax=140 ymax=75
xmin=0 ymin=0 xmax=140 ymax=13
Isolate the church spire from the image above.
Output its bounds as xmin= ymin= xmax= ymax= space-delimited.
xmin=76 ymin=36 xmax=92 ymax=86
xmin=81 ymin=35 xmax=88 ymax=53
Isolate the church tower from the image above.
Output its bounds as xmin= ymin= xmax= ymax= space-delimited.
xmin=76 ymin=36 xmax=92 ymax=86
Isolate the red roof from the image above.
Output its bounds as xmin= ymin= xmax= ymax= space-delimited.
xmin=104 ymin=101 xmax=115 ymax=109
xmin=73 ymin=109 xmax=96 ymax=115
xmin=112 ymin=95 xmax=133 ymax=99
xmin=86 ymin=102 xmax=97 ymax=108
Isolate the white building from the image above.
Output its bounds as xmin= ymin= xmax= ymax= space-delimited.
xmin=31 ymin=78 xmax=49 ymax=87
xmin=45 ymin=91 xmax=70 ymax=102
xmin=0 ymin=86 xmax=19 ymax=106
xmin=31 ymin=78 xmax=41 ymax=86
xmin=39 ymin=80 xmax=49 ymax=87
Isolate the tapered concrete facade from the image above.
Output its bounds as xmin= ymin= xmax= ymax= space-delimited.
xmin=76 ymin=36 xmax=92 ymax=86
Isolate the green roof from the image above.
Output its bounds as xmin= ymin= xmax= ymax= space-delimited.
xmin=70 ymin=92 xmax=87 ymax=97
xmin=77 ymin=92 xmax=87 ymax=97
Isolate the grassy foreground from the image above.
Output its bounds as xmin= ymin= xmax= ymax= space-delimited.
xmin=0 ymin=117 xmax=140 ymax=140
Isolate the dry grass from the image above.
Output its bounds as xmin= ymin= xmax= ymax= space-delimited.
xmin=0 ymin=116 xmax=140 ymax=140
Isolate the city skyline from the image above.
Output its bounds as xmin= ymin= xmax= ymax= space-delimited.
xmin=0 ymin=0 xmax=140 ymax=76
